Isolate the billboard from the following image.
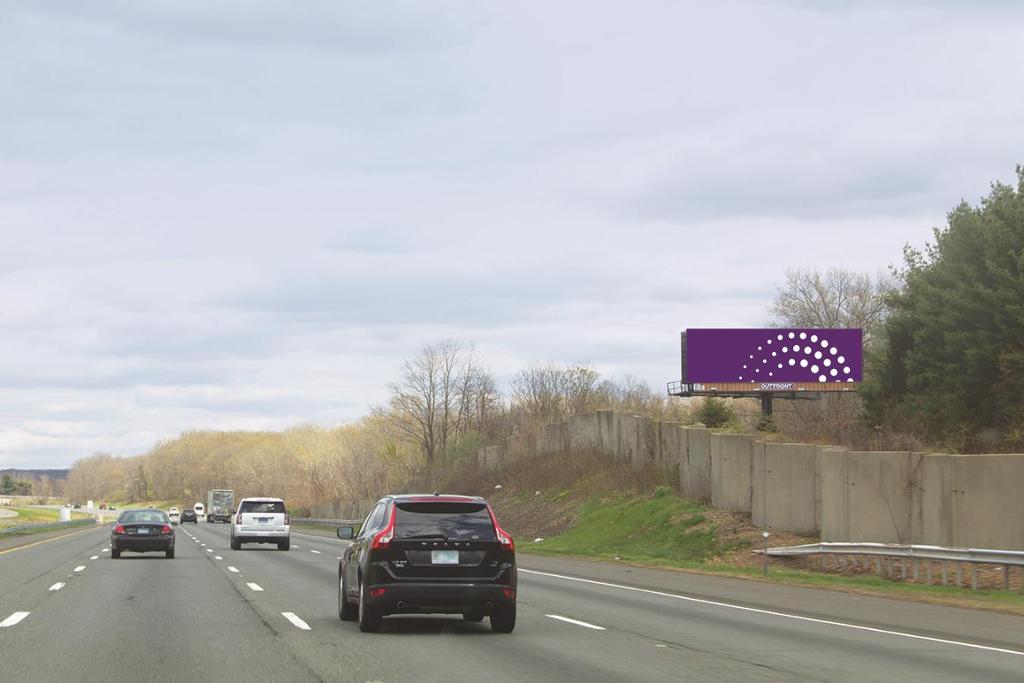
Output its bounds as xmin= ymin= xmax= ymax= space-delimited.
xmin=684 ymin=328 xmax=863 ymax=385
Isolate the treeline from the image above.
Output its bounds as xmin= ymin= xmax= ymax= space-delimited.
xmin=770 ymin=167 xmax=1024 ymax=453
xmin=1 ymin=473 xmax=33 ymax=495
xmin=64 ymin=361 xmax=687 ymax=506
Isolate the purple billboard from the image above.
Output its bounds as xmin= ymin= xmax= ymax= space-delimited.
xmin=685 ymin=328 xmax=863 ymax=384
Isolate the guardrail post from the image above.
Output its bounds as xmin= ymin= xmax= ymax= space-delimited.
xmin=912 ymin=559 xmax=918 ymax=582
xmin=956 ymin=562 xmax=963 ymax=587
xmin=900 ymin=559 xmax=907 ymax=581
xmin=874 ymin=558 xmax=881 ymax=576
xmin=942 ymin=562 xmax=947 ymax=586
xmin=971 ymin=564 xmax=978 ymax=590
xmin=925 ymin=561 xmax=932 ymax=585
xmin=1004 ymin=565 xmax=1010 ymax=591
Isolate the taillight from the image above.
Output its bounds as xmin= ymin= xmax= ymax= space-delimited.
xmin=369 ymin=587 xmax=387 ymax=598
xmin=114 ymin=524 xmax=125 ymax=534
xmin=284 ymin=513 xmax=289 ymax=525
xmin=235 ymin=514 xmax=242 ymax=524
xmin=161 ymin=524 xmax=172 ymax=535
xmin=371 ymin=506 xmax=396 ymax=550
xmin=503 ymin=588 xmax=516 ymax=599
xmin=487 ymin=505 xmax=515 ymax=551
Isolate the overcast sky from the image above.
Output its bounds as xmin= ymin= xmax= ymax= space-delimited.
xmin=2 ymin=1 xmax=1022 ymax=468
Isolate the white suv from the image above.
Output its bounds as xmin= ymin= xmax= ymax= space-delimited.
xmin=230 ymin=497 xmax=290 ymax=551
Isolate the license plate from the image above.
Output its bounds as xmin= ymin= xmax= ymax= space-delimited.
xmin=258 ymin=518 xmax=270 ymax=524
xmin=431 ymin=550 xmax=458 ymax=565
xmin=137 ymin=528 xmax=149 ymax=535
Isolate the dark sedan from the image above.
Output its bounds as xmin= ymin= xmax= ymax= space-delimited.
xmin=180 ymin=509 xmax=197 ymax=524
xmin=111 ymin=509 xmax=175 ymax=559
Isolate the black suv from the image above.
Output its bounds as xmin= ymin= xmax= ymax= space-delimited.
xmin=337 ymin=494 xmax=516 ymax=633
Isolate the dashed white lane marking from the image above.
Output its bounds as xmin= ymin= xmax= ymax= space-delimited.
xmin=101 ymin=549 xmax=109 ymax=553
xmin=205 ymin=549 xmax=213 ymax=553
xmin=200 ymin=543 xmax=206 ymax=547
xmin=546 ymin=614 xmax=606 ymax=630
xmin=73 ymin=566 xmax=86 ymax=573
xmin=282 ymin=612 xmax=311 ymax=630
xmin=49 ymin=583 xmax=66 ymax=592
xmin=246 ymin=582 xmax=263 ymax=592
xmin=228 ymin=566 xmax=239 ymax=573
xmin=292 ymin=545 xmax=300 ymax=549
xmin=0 ymin=612 xmax=30 ymax=628
xmin=215 ymin=555 xmax=223 ymax=560
xmin=337 ymin=556 xmax=342 ymax=560
xmin=90 ymin=555 xmax=99 ymax=560
xmin=309 ymin=549 xmax=321 ymax=554
xmin=520 ymin=569 xmax=1024 ymax=657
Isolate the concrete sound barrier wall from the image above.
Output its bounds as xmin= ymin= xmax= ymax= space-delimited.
xmin=710 ymin=433 xmax=754 ymax=513
xmin=681 ymin=426 xmax=711 ymax=502
xmin=752 ymin=442 xmax=818 ymax=534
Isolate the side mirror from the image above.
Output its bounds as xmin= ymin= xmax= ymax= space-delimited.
xmin=336 ymin=526 xmax=354 ymax=540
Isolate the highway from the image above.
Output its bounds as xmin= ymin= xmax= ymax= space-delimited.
xmin=2 ymin=522 xmax=1023 ymax=682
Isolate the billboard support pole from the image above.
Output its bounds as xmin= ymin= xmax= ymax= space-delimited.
xmin=760 ymin=392 xmax=773 ymax=417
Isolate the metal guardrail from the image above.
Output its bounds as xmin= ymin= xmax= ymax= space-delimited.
xmin=0 ymin=518 xmax=96 ymax=536
xmin=760 ymin=542 xmax=1024 ymax=566
xmin=759 ymin=541 xmax=1024 ymax=590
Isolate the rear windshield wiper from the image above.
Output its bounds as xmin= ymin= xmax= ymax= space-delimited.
xmin=400 ymin=534 xmax=449 ymax=541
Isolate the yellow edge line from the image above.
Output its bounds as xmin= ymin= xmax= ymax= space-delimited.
xmin=0 ymin=524 xmax=104 ymax=556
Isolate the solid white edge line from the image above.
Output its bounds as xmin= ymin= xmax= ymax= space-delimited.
xmin=0 ymin=612 xmax=30 ymax=628
xmin=519 ymin=569 xmax=1024 ymax=657
xmin=228 ymin=566 xmax=239 ymax=573
xmin=282 ymin=612 xmax=311 ymax=630
xmin=246 ymin=582 xmax=263 ymax=591
xmin=73 ymin=565 xmax=86 ymax=572
xmin=546 ymin=614 xmax=606 ymax=630
xmin=49 ymin=582 xmax=65 ymax=591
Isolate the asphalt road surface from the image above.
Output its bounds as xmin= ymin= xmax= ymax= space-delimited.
xmin=2 ymin=522 xmax=1023 ymax=682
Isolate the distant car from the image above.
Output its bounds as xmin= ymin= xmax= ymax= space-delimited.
xmin=109 ymin=506 xmax=116 ymax=511
xmin=111 ymin=509 xmax=175 ymax=559
xmin=99 ymin=503 xmax=107 ymax=510
xmin=337 ymin=494 xmax=516 ymax=633
xmin=180 ymin=509 xmax=197 ymax=524
xmin=63 ymin=503 xmax=71 ymax=508
xmin=169 ymin=506 xmax=179 ymax=516
xmin=168 ymin=511 xmax=180 ymax=525
xmin=73 ymin=503 xmax=81 ymax=509
xmin=230 ymin=497 xmax=290 ymax=550
xmin=194 ymin=503 xmax=205 ymax=520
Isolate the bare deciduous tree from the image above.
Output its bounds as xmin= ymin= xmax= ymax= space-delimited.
xmin=769 ymin=267 xmax=895 ymax=344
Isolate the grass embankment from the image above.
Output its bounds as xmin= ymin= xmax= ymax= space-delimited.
xmin=0 ymin=507 xmax=96 ymax=537
xmin=446 ymin=451 xmax=1024 ymax=616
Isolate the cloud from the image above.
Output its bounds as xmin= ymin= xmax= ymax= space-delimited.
xmin=1 ymin=0 xmax=1021 ymax=466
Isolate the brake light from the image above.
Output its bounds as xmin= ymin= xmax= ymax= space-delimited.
xmin=369 ymin=587 xmax=387 ymax=597
xmin=503 ymin=588 xmax=516 ymax=599
xmin=487 ymin=505 xmax=514 ymax=551
xmin=161 ymin=524 xmax=172 ymax=535
xmin=371 ymin=505 xmax=396 ymax=550
xmin=235 ymin=513 xmax=242 ymax=524
xmin=114 ymin=524 xmax=125 ymax=534
xmin=284 ymin=513 xmax=289 ymax=525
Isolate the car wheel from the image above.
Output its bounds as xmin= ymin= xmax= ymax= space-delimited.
xmin=463 ymin=609 xmax=485 ymax=623
xmin=230 ymin=537 xmax=240 ymax=550
xmin=339 ymin=573 xmax=358 ymax=621
xmin=357 ymin=579 xmax=382 ymax=633
xmin=278 ymin=540 xmax=290 ymax=551
xmin=165 ymin=548 xmax=174 ymax=559
xmin=111 ymin=547 xmax=120 ymax=559
xmin=490 ymin=604 xmax=516 ymax=633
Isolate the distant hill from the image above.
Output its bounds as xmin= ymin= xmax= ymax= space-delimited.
xmin=0 ymin=468 xmax=70 ymax=481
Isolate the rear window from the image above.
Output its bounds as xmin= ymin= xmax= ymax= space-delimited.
xmin=394 ymin=502 xmax=496 ymax=541
xmin=241 ymin=501 xmax=285 ymax=514
xmin=119 ymin=510 xmax=168 ymax=524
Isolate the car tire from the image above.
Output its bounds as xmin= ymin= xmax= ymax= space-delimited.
xmin=339 ymin=573 xmax=358 ymax=621
xmin=463 ymin=610 xmax=485 ymax=623
xmin=111 ymin=547 xmax=120 ymax=559
xmin=279 ymin=540 xmax=290 ymax=551
xmin=166 ymin=548 xmax=174 ymax=559
xmin=357 ymin=580 xmax=382 ymax=633
xmin=230 ymin=537 xmax=240 ymax=550
xmin=490 ymin=604 xmax=516 ymax=633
